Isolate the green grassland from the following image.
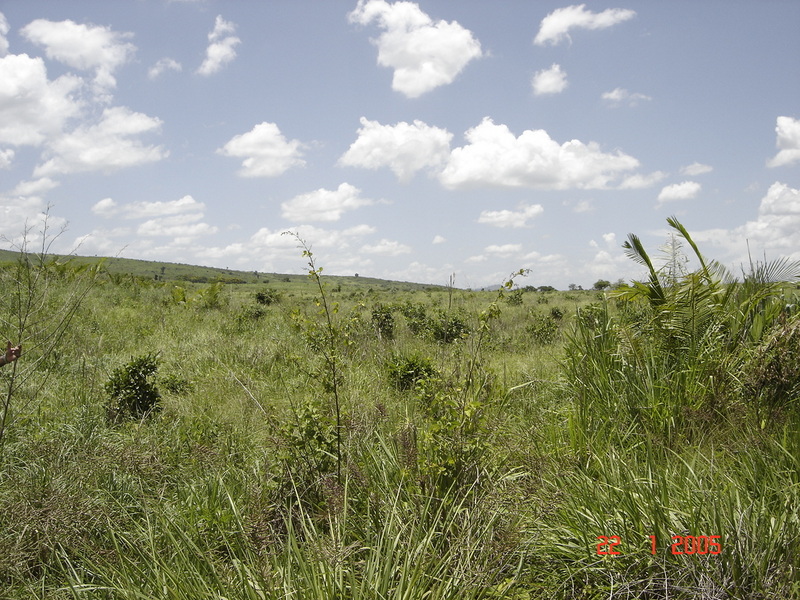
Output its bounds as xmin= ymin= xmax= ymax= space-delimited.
xmin=0 ymin=225 xmax=798 ymax=599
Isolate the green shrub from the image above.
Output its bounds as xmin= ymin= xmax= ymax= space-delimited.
xmin=254 ymin=288 xmax=281 ymax=305
xmin=527 ymin=313 xmax=559 ymax=345
xmin=371 ymin=303 xmax=395 ymax=340
xmin=387 ymin=353 xmax=438 ymax=390
xmin=505 ymin=289 xmax=524 ymax=305
xmin=429 ymin=309 xmax=469 ymax=343
xmin=743 ymin=313 xmax=800 ymax=410
xmin=105 ymin=354 xmax=162 ymax=423
xmin=399 ymin=300 xmax=430 ymax=336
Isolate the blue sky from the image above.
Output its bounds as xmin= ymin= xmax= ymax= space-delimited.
xmin=1 ymin=0 xmax=798 ymax=289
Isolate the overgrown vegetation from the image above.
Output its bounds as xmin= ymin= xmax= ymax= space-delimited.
xmin=0 ymin=218 xmax=798 ymax=599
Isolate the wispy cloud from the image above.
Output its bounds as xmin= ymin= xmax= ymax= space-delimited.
xmin=534 ymin=4 xmax=636 ymax=46
xmin=197 ymin=15 xmax=240 ymax=76
xmin=148 ymin=57 xmax=182 ymax=80
xmin=601 ymin=87 xmax=651 ymax=107
xmin=477 ymin=204 xmax=543 ymax=228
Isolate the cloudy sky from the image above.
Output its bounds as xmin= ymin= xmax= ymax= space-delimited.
xmin=1 ymin=1 xmax=798 ymax=289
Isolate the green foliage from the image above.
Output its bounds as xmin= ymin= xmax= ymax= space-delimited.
xmin=399 ymin=300 xmax=429 ymax=335
xmin=506 ymin=289 xmax=524 ymax=305
xmin=568 ymin=217 xmax=800 ymax=449
xmin=592 ymin=278 xmax=611 ymax=291
xmin=280 ymin=398 xmax=338 ymax=478
xmin=0 ymin=226 xmax=798 ymax=599
xmin=743 ymin=313 xmax=800 ymax=410
xmin=254 ymin=287 xmax=281 ymax=305
xmin=386 ymin=353 xmax=438 ymax=390
xmin=160 ymin=373 xmax=192 ymax=395
xmin=105 ymin=354 xmax=162 ymax=422
xmin=429 ymin=308 xmax=470 ymax=343
xmin=370 ymin=303 xmax=395 ymax=340
xmin=197 ymin=281 xmax=225 ymax=309
xmin=415 ymin=374 xmax=491 ymax=497
xmin=526 ymin=312 xmax=560 ymax=345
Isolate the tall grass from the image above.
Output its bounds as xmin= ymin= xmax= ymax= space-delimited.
xmin=1 ymin=221 xmax=798 ymax=599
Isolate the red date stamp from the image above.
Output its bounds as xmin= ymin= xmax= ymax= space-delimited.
xmin=597 ymin=535 xmax=721 ymax=555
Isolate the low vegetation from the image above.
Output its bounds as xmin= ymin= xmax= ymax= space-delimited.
xmin=0 ymin=219 xmax=798 ymax=599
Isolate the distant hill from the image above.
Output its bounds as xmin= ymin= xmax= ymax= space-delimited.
xmin=0 ymin=249 xmax=446 ymax=292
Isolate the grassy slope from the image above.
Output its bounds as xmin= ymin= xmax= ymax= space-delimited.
xmin=0 ymin=248 xmax=446 ymax=292
xmin=0 ymin=256 xmax=798 ymax=599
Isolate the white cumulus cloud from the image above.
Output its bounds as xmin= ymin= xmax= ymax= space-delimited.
xmin=34 ymin=106 xmax=167 ymax=176
xmin=477 ymin=203 xmax=543 ymax=228
xmin=440 ymin=117 xmax=640 ymax=190
xmin=20 ymin=18 xmax=135 ymax=97
xmin=348 ymin=0 xmax=482 ymax=98
xmin=0 ymin=53 xmax=83 ymax=146
xmin=339 ymin=117 xmax=452 ymax=181
xmin=696 ymin=182 xmax=800 ymax=262
xmin=217 ymin=122 xmax=305 ymax=177
xmin=657 ymin=181 xmax=701 ymax=204
xmin=197 ymin=15 xmax=240 ymax=76
xmin=767 ymin=116 xmax=800 ymax=168
xmin=534 ymin=4 xmax=636 ymax=46
xmin=281 ymin=183 xmax=375 ymax=222
xmin=532 ymin=63 xmax=567 ymax=96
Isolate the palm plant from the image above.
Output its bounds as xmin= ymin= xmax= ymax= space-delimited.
xmin=566 ymin=217 xmax=800 ymax=448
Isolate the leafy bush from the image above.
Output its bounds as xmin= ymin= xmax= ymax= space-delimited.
xmin=743 ymin=313 xmax=800 ymax=409
xmin=526 ymin=313 xmax=560 ymax=345
xmin=254 ymin=288 xmax=281 ymax=305
xmin=235 ymin=304 xmax=267 ymax=328
xmin=505 ymin=289 xmax=524 ymax=305
xmin=399 ymin=300 xmax=430 ymax=336
xmin=429 ymin=309 xmax=470 ymax=343
xmin=387 ymin=353 xmax=438 ymax=390
xmin=371 ymin=303 xmax=395 ymax=340
xmin=105 ymin=354 xmax=162 ymax=423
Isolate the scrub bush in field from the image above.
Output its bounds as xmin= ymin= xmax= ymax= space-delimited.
xmin=743 ymin=313 xmax=800 ymax=410
xmin=526 ymin=313 xmax=560 ymax=345
xmin=254 ymin=288 xmax=281 ymax=305
xmin=505 ymin=289 xmax=524 ymax=305
xmin=429 ymin=308 xmax=470 ymax=343
xmin=370 ymin=303 xmax=394 ymax=340
xmin=399 ymin=300 xmax=429 ymax=336
xmin=105 ymin=354 xmax=161 ymax=423
xmin=386 ymin=353 xmax=438 ymax=390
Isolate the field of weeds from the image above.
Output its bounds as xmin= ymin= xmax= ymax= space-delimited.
xmin=0 ymin=221 xmax=798 ymax=599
